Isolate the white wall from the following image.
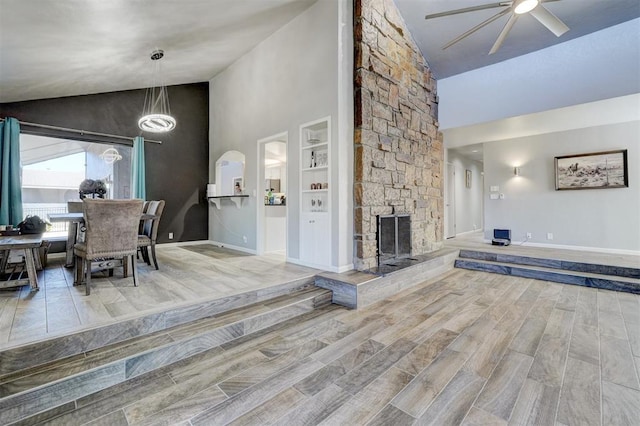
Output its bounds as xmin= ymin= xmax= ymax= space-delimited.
xmin=483 ymin=121 xmax=640 ymax=252
xmin=438 ymin=19 xmax=640 ymax=130
xmin=209 ymin=0 xmax=353 ymax=270
xmin=448 ymin=151 xmax=483 ymax=235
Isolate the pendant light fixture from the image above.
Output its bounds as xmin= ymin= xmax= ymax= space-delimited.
xmin=138 ymin=49 xmax=176 ymax=133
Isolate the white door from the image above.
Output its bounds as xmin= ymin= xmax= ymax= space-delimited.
xmin=445 ymin=163 xmax=456 ymax=238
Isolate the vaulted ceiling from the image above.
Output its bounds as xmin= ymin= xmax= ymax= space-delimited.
xmin=0 ymin=0 xmax=638 ymax=103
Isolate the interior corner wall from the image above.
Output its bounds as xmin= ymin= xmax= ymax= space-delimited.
xmin=208 ymin=0 xmax=340 ymax=260
xmin=448 ymin=151 xmax=483 ymax=235
xmin=483 ymin=120 xmax=640 ymax=252
xmin=0 ymin=83 xmax=210 ymax=243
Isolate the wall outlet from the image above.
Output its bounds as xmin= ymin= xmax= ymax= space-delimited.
xmin=499 ymin=193 xmax=505 ymax=199
xmin=547 ymin=232 xmax=553 ymax=240
xmin=243 ymin=235 xmax=248 ymax=243
xmin=526 ymin=232 xmax=532 ymax=239
xmin=168 ymin=232 xmax=174 ymax=240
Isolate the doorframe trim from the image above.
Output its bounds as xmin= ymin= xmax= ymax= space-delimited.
xmin=256 ymin=131 xmax=288 ymax=256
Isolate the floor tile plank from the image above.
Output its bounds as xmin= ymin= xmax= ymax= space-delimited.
xmin=602 ymin=380 xmax=640 ymax=426
xmin=475 ymin=350 xmax=534 ymax=420
xmin=556 ymin=356 xmax=600 ymax=426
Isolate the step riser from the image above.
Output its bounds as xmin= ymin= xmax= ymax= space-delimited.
xmin=0 ymin=290 xmax=331 ymax=425
xmin=458 ymin=249 xmax=640 ymax=279
xmin=455 ymin=259 xmax=640 ymax=295
xmin=0 ymin=277 xmax=316 ymax=377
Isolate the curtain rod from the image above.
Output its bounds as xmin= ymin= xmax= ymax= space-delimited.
xmin=0 ymin=118 xmax=162 ymax=144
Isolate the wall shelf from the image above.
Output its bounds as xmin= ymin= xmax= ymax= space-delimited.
xmin=208 ymin=195 xmax=249 ymax=209
xmin=300 ymin=116 xmax=332 ymax=267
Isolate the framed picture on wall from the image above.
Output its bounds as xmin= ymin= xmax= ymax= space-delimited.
xmin=555 ymin=149 xmax=628 ymax=190
xmin=233 ymin=177 xmax=243 ymax=195
xmin=465 ymin=169 xmax=472 ymax=188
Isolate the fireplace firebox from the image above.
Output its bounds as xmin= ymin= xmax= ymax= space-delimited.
xmin=377 ymin=214 xmax=411 ymax=265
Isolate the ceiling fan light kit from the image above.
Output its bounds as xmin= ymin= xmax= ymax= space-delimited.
xmin=514 ymin=0 xmax=539 ymax=15
xmin=425 ymin=0 xmax=569 ymax=55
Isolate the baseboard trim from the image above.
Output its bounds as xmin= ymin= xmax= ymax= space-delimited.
xmin=209 ymin=240 xmax=257 ymax=255
xmin=456 ymin=229 xmax=483 ymax=237
xmin=157 ymin=240 xmax=211 ymax=248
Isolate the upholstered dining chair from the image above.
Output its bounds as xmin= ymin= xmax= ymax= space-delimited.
xmin=137 ymin=200 xmax=165 ymax=270
xmin=74 ymin=199 xmax=144 ymax=295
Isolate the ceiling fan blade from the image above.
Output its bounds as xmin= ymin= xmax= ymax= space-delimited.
xmin=489 ymin=13 xmax=519 ymax=54
xmin=530 ymin=4 xmax=569 ymax=36
xmin=442 ymin=8 xmax=512 ymax=50
xmin=425 ymin=2 xmax=512 ymax=20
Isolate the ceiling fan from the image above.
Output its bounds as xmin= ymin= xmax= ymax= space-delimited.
xmin=425 ymin=0 xmax=569 ymax=54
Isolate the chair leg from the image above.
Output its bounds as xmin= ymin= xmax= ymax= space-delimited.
xmin=151 ymin=244 xmax=159 ymax=270
xmin=123 ymin=257 xmax=129 ymax=278
xmin=85 ymin=259 xmax=92 ymax=296
xmin=142 ymin=246 xmax=151 ymax=265
xmin=131 ymin=255 xmax=138 ymax=287
xmin=74 ymin=256 xmax=82 ymax=286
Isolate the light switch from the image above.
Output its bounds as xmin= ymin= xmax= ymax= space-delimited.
xmin=490 ymin=186 xmax=499 ymax=192
xmin=490 ymin=193 xmax=499 ymax=200
xmin=499 ymin=193 xmax=505 ymax=199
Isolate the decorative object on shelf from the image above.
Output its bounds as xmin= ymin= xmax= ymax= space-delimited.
xmin=322 ymin=182 xmax=328 ymax=189
xmin=138 ymin=50 xmax=176 ymax=133
xmin=233 ymin=177 xmax=243 ymax=195
xmin=555 ymin=149 xmax=628 ymax=190
xmin=99 ymin=148 xmax=122 ymax=164
xmin=310 ymin=151 xmax=316 ymax=168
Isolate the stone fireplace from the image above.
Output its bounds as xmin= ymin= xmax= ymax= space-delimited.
xmin=354 ymin=0 xmax=444 ymax=271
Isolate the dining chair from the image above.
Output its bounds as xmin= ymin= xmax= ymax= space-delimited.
xmin=74 ymin=199 xmax=144 ymax=295
xmin=137 ymin=200 xmax=165 ymax=270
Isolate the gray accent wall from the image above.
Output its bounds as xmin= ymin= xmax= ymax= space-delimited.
xmin=483 ymin=121 xmax=639 ymax=251
xmin=0 ymin=83 xmax=210 ymax=243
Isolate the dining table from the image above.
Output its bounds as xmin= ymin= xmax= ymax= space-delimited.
xmin=48 ymin=212 xmax=157 ymax=268
xmin=0 ymin=234 xmax=44 ymax=291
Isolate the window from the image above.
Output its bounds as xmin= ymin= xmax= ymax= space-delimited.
xmin=20 ymin=134 xmax=132 ymax=231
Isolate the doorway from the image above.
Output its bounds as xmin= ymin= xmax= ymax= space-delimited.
xmin=257 ymin=132 xmax=288 ymax=256
xmin=445 ymin=162 xmax=456 ymax=238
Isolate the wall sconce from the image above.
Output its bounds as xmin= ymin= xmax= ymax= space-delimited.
xmin=514 ymin=167 xmax=521 ymax=176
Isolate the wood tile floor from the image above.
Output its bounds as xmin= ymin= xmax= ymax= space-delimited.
xmin=42 ymin=269 xmax=640 ymax=425
xmin=0 ymin=245 xmax=319 ymax=348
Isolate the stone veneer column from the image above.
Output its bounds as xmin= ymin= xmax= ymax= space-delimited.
xmin=354 ymin=0 xmax=444 ymax=270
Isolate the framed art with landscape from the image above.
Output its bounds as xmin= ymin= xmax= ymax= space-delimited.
xmin=555 ymin=149 xmax=628 ymax=190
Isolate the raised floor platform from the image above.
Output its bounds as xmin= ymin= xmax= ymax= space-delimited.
xmin=455 ymin=249 xmax=640 ymax=294
xmin=315 ymin=248 xmax=459 ymax=308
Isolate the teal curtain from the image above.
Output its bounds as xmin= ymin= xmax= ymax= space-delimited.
xmin=0 ymin=118 xmax=23 ymax=225
xmin=132 ymin=136 xmax=146 ymax=200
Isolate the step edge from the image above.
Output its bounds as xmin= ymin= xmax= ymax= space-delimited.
xmin=458 ymin=249 xmax=640 ymax=278
xmin=0 ymin=277 xmax=318 ymax=375
xmin=0 ymin=288 xmax=332 ymax=416
xmin=454 ymin=259 xmax=640 ymax=294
